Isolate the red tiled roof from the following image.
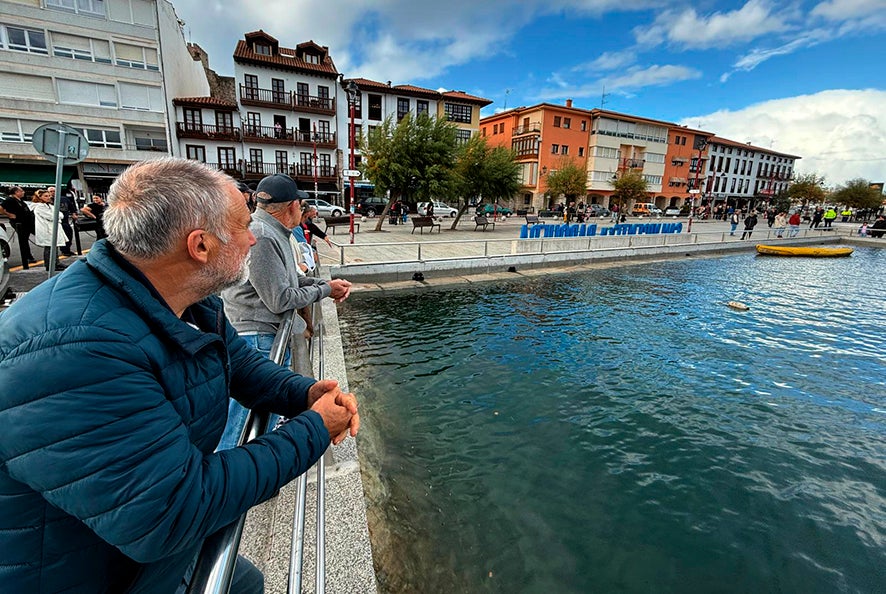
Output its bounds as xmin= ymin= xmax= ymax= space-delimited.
xmin=391 ymin=84 xmax=440 ymax=99
xmin=172 ymin=96 xmax=238 ymax=109
xmin=343 ymin=78 xmax=441 ymax=100
xmin=233 ymin=39 xmax=338 ymax=78
xmin=710 ymin=136 xmax=801 ymax=159
xmin=441 ymin=90 xmax=492 ymax=106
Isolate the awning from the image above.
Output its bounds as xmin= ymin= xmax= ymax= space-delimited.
xmin=304 ymin=182 xmax=339 ymax=193
xmin=0 ymin=163 xmax=75 ymax=187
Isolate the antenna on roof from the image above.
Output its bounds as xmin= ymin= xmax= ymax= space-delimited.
xmin=503 ymin=88 xmax=510 ymax=110
xmin=600 ymin=85 xmax=609 ymax=108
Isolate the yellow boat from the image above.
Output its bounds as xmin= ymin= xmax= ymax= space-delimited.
xmin=755 ymin=245 xmax=854 ymax=257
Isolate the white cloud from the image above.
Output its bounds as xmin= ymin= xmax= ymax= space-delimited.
xmin=634 ymin=0 xmax=789 ymax=49
xmin=536 ymin=64 xmax=701 ymax=100
xmin=682 ymin=89 xmax=886 ymax=185
xmin=573 ymin=49 xmax=637 ymax=73
xmin=811 ymin=0 xmax=886 ymax=21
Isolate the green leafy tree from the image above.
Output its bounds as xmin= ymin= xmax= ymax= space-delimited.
xmin=831 ymin=178 xmax=883 ymax=210
xmin=610 ymin=170 xmax=648 ymax=212
xmin=361 ymin=113 xmax=460 ymax=230
xmin=787 ymin=172 xmax=827 ymax=206
xmin=544 ymin=159 xmax=587 ymax=205
xmin=450 ymin=136 xmax=521 ymax=228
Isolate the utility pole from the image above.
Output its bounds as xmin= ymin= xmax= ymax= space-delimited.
xmin=600 ymin=85 xmax=609 ymax=108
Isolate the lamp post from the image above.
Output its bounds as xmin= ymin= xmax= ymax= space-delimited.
xmin=345 ymin=80 xmax=358 ymax=244
xmin=312 ymin=122 xmax=319 ymax=201
xmin=688 ymin=138 xmax=708 ymax=233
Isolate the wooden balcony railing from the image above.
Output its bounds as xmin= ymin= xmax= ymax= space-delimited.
xmin=175 ymin=122 xmax=241 ymax=141
xmin=512 ymin=123 xmax=541 ymax=135
xmin=294 ymin=94 xmax=335 ymax=115
xmin=242 ymin=124 xmax=297 ymax=145
xmin=293 ymin=130 xmax=336 ymax=147
xmin=292 ymin=164 xmax=337 ymax=179
xmin=240 ymin=84 xmax=293 ymax=110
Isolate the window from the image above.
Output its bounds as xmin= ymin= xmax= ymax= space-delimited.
xmin=674 ymin=135 xmax=681 ymax=144
xmin=245 ymin=112 xmax=261 ymax=135
xmin=2 ymin=25 xmax=48 ymax=55
xmin=57 ymin=79 xmax=117 ymax=107
xmin=114 ymin=43 xmax=158 ymax=70
xmin=254 ymin=43 xmax=270 ymax=56
xmin=553 ymin=116 xmax=561 ymax=127
xmin=300 ymin=152 xmax=311 ymax=173
xmin=77 ymin=127 xmax=121 ymax=148
xmin=397 ymin=97 xmax=409 ymax=121
xmin=444 ymin=102 xmax=471 ymax=123
xmin=107 ymin=0 xmax=154 ymax=26
xmin=317 ymin=85 xmax=329 ymax=101
xmin=681 ymin=136 xmax=686 ymax=145
xmin=563 ymin=117 xmax=571 ymax=129
xmin=417 ymin=100 xmax=429 ymax=116
xmin=296 ymin=82 xmax=309 ymax=104
xmin=275 ymin=150 xmax=288 ymax=173
xmin=133 ymin=134 xmax=167 ymax=152
xmin=186 ymin=145 xmax=206 ymax=161
xmin=581 ymin=120 xmax=587 ymax=131
xmin=0 ymin=118 xmax=40 ymax=143
xmin=119 ymin=82 xmax=162 ymax=111
xmin=561 ymin=145 xmax=569 ymax=155
xmin=51 ymin=32 xmax=111 ymax=63
xmin=244 ymin=74 xmax=258 ymax=100
xmin=215 ymin=111 xmax=233 ymax=132
xmin=350 ymin=92 xmax=362 ymax=119
xmin=645 ymin=152 xmax=665 ymax=164
xmin=730 ymin=178 xmax=736 ymax=192
xmin=320 ymin=153 xmax=331 ymax=175
xmin=303 ymin=52 xmax=319 ymax=64
xmin=368 ymin=94 xmax=382 ymax=120
xmin=46 ymin=0 xmax=105 ymax=17
xmin=455 ymin=129 xmax=471 ymax=144
xmin=511 ymin=136 xmax=540 ymax=157
xmin=318 ymin=120 xmax=331 ymax=141
xmin=350 ymin=124 xmax=362 ymax=148
xmin=481 ymin=127 xmax=486 ymax=137
xmin=578 ymin=147 xmax=584 ymax=157
xmin=594 ymin=146 xmax=620 ymax=159
xmin=248 ymin=148 xmax=263 ymax=173
xmin=551 ymin=144 xmax=559 ymax=154
xmin=271 ymin=78 xmax=285 ymax=103
xmin=218 ymin=147 xmax=235 ymax=169
xmin=183 ymin=108 xmax=202 ymax=130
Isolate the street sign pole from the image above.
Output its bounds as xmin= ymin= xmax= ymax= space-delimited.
xmin=31 ymin=123 xmax=89 ymax=278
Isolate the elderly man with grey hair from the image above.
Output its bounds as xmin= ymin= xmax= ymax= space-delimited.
xmin=220 ymin=173 xmax=352 ymax=447
xmin=0 ymin=158 xmax=359 ymax=593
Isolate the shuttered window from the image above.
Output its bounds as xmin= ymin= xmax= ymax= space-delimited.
xmin=119 ymin=82 xmax=162 ymax=111
xmin=0 ymin=72 xmax=55 ymax=101
xmin=57 ymin=79 xmax=117 ymax=107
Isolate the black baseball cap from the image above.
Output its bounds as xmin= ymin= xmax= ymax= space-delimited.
xmin=236 ymin=182 xmax=252 ymax=194
xmin=254 ymin=174 xmax=308 ymax=204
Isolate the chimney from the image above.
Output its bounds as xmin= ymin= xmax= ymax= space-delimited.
xmin=565 ymin=99 xmax=573 ymax=108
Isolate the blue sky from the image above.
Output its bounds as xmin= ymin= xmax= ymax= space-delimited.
xmin=173 ymin=0 xmax=885 ymax=186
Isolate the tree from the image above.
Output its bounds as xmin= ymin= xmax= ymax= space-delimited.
xmin=450 ymin=136 xmax=521 ymax=228
xmin=831 ymin=178 xmax=883 ymax=210
xmin=610 ymin=170 xmax=648 ymax=211
xmin=544 ymin=159 xmax=587 ymax=205
xmin=787 ymin=172 xmax=826 ymax=206
xmin=361 ymin=113 xmax=460 ymax=231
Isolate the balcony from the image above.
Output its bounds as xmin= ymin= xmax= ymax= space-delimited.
xmin=203 ymin=161 xmax=241 ymax=178
xmin=175 ymin=122 xmax=241 ymax=142
xmin=512 ymin=123 xmax=541 ymax=136
xmin=241 ymin=161 xmax=292 ymax=179
xmin=619 ymin=157 xmax=645 ymax=170
xmin=239 ymin=84 xmax=294 ymax=110
xmin=292 ymin=163 xmax=338 ymax=182
xmin=293 ymin=130 xmax=336 ymax=148
xmin=294 ymin=94 xmax=335 ymax=116
xmin=242 ymin=124 xmax=297 ymax=145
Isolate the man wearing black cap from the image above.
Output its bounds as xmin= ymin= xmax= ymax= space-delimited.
xmin=237 ymin=181 xmax=256 ymax=213
xmin=220 ymin=174 xmax=352 ymax=447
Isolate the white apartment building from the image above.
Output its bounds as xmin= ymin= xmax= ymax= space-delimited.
xmin=706 ymin=137 xmax=799 ymax=209
xmin=586 ymin=110 xmax=669 ymax=204
xmin=0 ymin=0 xmax=208 ymax=193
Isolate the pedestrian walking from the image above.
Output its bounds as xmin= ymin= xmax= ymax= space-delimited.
xmin=730 ymin=210 xmax=741 ymax=236
xmin=774 ymin=212 xmax=787 ymax=238
xmin=787 ymin=211 xmax=801 ymax=237
xmin=741 ymin=211 xmax=758 ymax=240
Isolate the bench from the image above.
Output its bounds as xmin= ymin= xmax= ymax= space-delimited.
xmin=323 ymin=215 xmax=359 ymax=234
xmin=538 ymin=210 xmax=559 ymax=218
xmin=411 ymin=216 xmax=440 ymax=234
xmin=525 ymin=215 xmax=539 ymax=226
xmin=473 ymin=215 xmax=495 ymax=231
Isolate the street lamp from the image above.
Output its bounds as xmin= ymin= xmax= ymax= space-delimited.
xmin=312 ymin=122 xmax=319 ymax=202
xmin=688 ymin=138 xmax=708 ymax=233
xmin=345 ymin=79 xmax=358 ymax=244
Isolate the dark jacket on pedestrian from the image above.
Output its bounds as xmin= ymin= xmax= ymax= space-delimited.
xmin=744 ymin=213 xmax=758 ymax=229
xmin=0 ymin=240 xmax=330 ymax=592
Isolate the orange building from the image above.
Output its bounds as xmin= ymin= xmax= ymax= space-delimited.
xmin=480 ymin=99 xmax=591 ymax=212
xmin=662 ymin=126 xmax=714 ymax=211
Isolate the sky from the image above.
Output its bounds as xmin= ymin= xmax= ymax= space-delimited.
xmin=171 ymin=0 xmax=886 ymax=187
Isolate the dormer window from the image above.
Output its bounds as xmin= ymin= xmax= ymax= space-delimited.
xmin=303 ymin=53 xmax=319 ymax=64
xmin=254 ymin=43 xmax=271 ymax=56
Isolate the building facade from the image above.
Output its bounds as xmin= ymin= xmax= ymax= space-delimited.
xmin=480 ymin=100 xmax=592 ymax=212
xmin=661 ymin=126 xmax=714 ymax=211
xmin=0 ymin=0 xmax=208 ymax=194
xmin=706 ymin=137 xmax=799 ymax=211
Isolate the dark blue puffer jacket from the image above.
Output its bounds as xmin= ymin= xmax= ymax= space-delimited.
xmin=0 ymin=241 xmax=331 ymax=592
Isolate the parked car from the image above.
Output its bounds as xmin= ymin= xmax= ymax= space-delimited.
xmin=417 ymin=201 xmax=458 ymax=217
xmin=585 ymin=204 xmax=610 ymax=217
xmin=356 ymin=196 xmax=389 ymax=217
xmin=476 ymin=203 xmax=513 ymax=216
xmin=303 ymin=198 xmax=343 ymax=218
xmin=664 ymin=206 xmax=681 ymax=216
xmin=632 ymin=202 xmax=661 ymax=216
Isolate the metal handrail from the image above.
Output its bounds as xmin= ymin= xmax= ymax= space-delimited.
xmin=189 ymin=312 xmax=296 ymax=594
xmin=333 ymin=226 xmax=846 ymax=265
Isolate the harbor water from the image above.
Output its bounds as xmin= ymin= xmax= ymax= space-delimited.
xmin=339 ymin=248 xmax=885 ymax=593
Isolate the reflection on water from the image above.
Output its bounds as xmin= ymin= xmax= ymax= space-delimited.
xmin=340 ymin=248 xmax=886 ymax=593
